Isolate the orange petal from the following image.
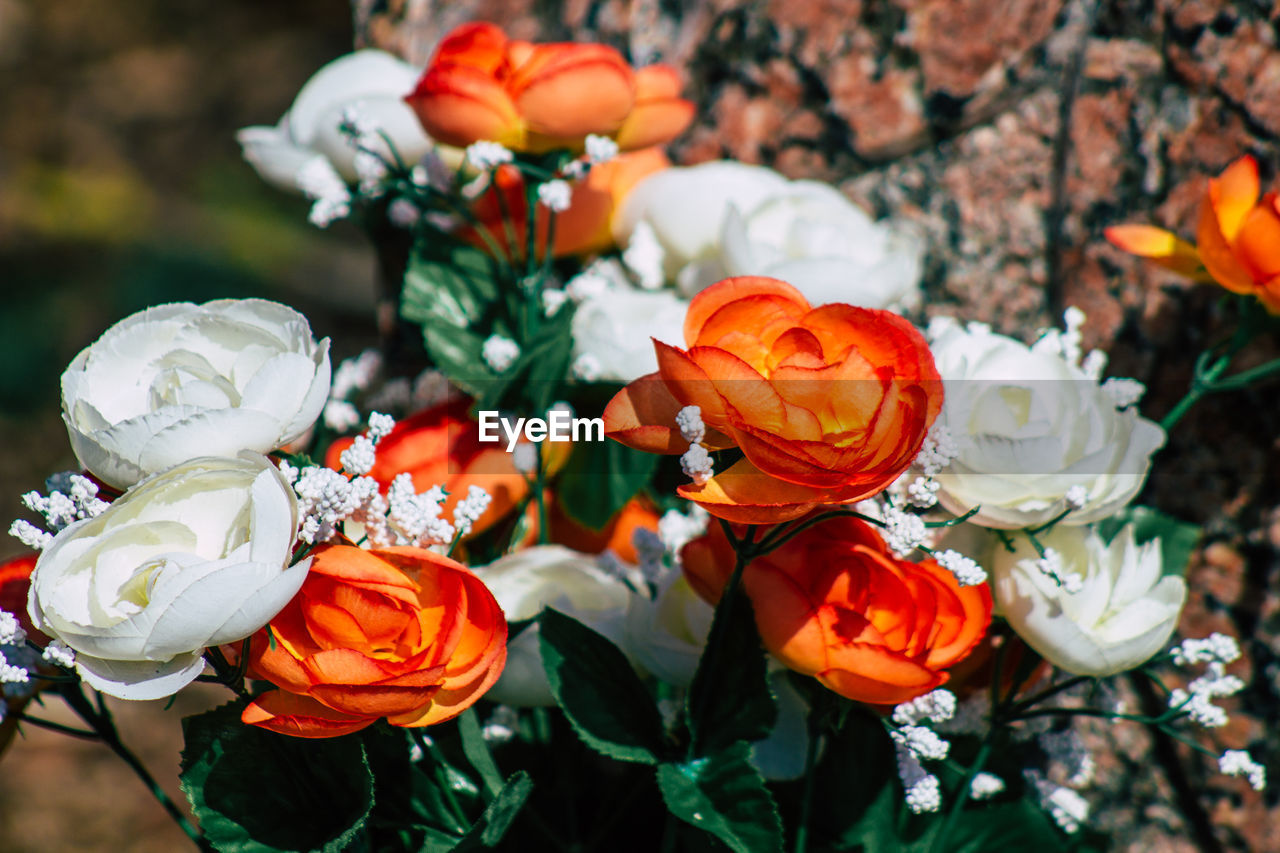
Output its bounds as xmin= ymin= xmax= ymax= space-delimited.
xmin=677 ymin=458 xmax=823 ymax=523
xmin=614 ymin=65 xmax=695 ymax=150
xmin=683 ymin=276 xmax=810 ymax=348
xmin=242 ymin=691 xmax=374 ymax=738
xmin=405 ymin=64 xmax=524 ymax=150
xmin=509 ymin=44 xmax=635 ymax=142
xmin=743 ymin=563 xmax=830 ymax=674
xmin=430 ymin=21 xmax=509 ymax=73
xmin=1232 ymin=195 xmax=1280 ymax=282
xmin=390 ymin=646 xmax=507 ymax=728
xmin=1210 ymin=155 xmax=1260 ymax=242
xmin=602 ymin=371 xmax=688 ymax=454
xmin=817 ymin=647 xmax=946 ymax=705
xmin=1197 ymin=196 xmax=1260 ymax=294
xmin=1104 ymin=225 xmax=1206 ymax=278
xmin=654 ymin=341 xmax=729 ymax=425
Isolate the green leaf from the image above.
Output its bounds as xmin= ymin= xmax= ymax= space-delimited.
xmin=685 ymin=586 xmax=775 ymax=757
xmin=538 ymin=608 xmax=667 ymax=764
xmin=656 ymin=742 xmax=783 ymax=853
xmin=458 ymin=709 xmax=504 ymax=799
xmin=450 ymin=771 xmax=534 ymax=851
xmin=1096 ymin=505 xmax=1201 ymax=578
xmin=557 ymin=439 xmax=660 ymax=531
xmin=180 ymin=702 xmax=374 ymax=853
xmin=402 ymin=242 xmax=497 ymax=330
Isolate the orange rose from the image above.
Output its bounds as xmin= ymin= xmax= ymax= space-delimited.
xmin=472 ymin=147 xmax=670 ymax=257
xmin=405 ymin=22 xmax=693 ymax=153
xmin=682 ymin=516 xmax=991 ymax=705
xmin=241 ymin=544 xmax=507 ymax=737
xmin=326 ymin=398 xmax=526 ymax=538
xmin=1107 ymin=155 xmax=1280 ymax=312
xmin=603 ymin=276 xmax=943 ymax=523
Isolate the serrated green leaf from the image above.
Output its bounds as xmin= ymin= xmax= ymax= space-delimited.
xmin=401 ymin=242 xmax=497 ymax=330
xmin=180 ymin=702 xmax=374 ymax=853
xmin=686 ymin=587 xmax=775 ymax=757
xmin=450 ymin=771 xmax=533 ymax=851
xmin=1096 ymin=505 xmax=1201 ymax=578
xmin=557 ymin=439 xmax=660 ymax=531
xmin=656 ymin=742 xmax=782 ymax=853
xmin=538 ymin=608 xmax=666 ymax=764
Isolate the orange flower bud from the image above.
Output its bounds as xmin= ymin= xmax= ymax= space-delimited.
xmin=682 ymin=516 xmax=991 ymax=705
xmin=242 ymin=544 xmax=507 ymax=737
xmin=1108 ymin=155 xmax=1280 ymax=313
xmin=406 ymin=22 xmax=692 ymax=153
xmin=325 ymin=398 xmax=527 ymax=538
xmin=604 ymin=276 xmax=943 ymax=523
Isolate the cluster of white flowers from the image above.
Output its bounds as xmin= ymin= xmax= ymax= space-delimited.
xmin=1169 ymin=661 xmax=1244 ymax=729
xmin=1024 ymin=769 xmax=1089 ymax=834
xmin=291 ymin=465 xmax=376 ymax=544
xmin=10 ymin=473 xmax=111 ymax=551
xmin=1101 ymin=377 xmax=1146 ymax=408
xmin=0 ymin=611 xmax=23 ymax=646
xmin=482 ymin=335 xmax=521 ymax=373
xmin=1064 ymin=484 xmax=1089 ymax=511
xmin=1033 ymin=306 xmax=1089 ymax=370
xmin=482 ymin=705 xmax=520 ymax=744
xmin=622 ymin=221 xmax=666 ymax=290
xmin=388 ymin=198 xmax=422 ymax=229
xmin=385 ymin=475 xmax=455 ymax=546
xmin=882 ymin=506 xmax=928 ymax=557
xmin=297 ymin=158 xmax=353 ymax=227
xmin=1034 ymin=547 xmax=1083 ymax=594
xmin=933 ymin=549 xmax=987 ymax=587
xmin=542 ymin=288 xmax=569 ymax=317
xmin=466 ymin=140 xmax=514 ymax=171
xmin=537 ymin=179 xmax=572 ymax=213
xmin=1219 ymin=749 xmax=1266 ymax=791
xmin=336 ymin=412 xmax=395 ymax=477
xmin=585 ymin=134 xmax=618 ymax=165
xmin=1171 ymin=633 xmax=1241 ymax=667
xmin=915 ymin=423 xmax=960 ymax=477
xmin=565 ymin=265 xmax=613 ymax=303
xmin=680 ymin=445 xmax=714 ymax=486
xmin=452 ymin=485 xmax=492 ymax=537
xmin=676 ymin=406 xmax=706 ymax=444
xmin=970 ymin=772 xmax=1006 ymax=800
xmin=324 ymin=349 xmax=384 ymax=430
xmin=658 ymin=504 xmax=710 ymax=555
xmin=41 ymin=640 xmax=76 ymax=669
xmin=891 ymin=690 xmax=956 ymax=814
xmin=0 ymin=651 xmax=30 ymax=684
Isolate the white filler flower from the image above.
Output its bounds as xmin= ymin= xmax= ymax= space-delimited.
xmin=61 ymin=299 xmax=331 ymax=488
xmin=990 ymin=524 xmax=1186 ymax=676
xmin=28 ymin=454 xmax=309 ymax=700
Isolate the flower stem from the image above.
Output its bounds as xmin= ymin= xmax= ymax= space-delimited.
xmin=793 ymin=693 xmax=827 ymax=853
xmin=59 ymin=683 xmax=210 ymax=851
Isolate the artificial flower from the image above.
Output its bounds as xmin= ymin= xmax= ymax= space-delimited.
xmin=548 ymin=495 xmax=660 ymax=565
xmin=604 ymin=276 xmax=943 ymax=522
xmin=614 ymin=161 xmax=924 ymax=307
xmin=238 ymin=50 xmax=432 ymax=191
xmin=928 ymin=317 xmax=1165 ymax=529
xmin=243 ymin=543 xmax=507 ymax=737
xmin=405 ymin=22 xmax=693 ymax=153
xmin=1108 ymin=155 xmax=1280 ymax=312
xmin=326 ymin=398 xmax=526 ymax=537
xmin=682 ymin=515 xmax=991 ymax=704
xmin=29 ymin=454 xmax=307 ymax=700
xmin=570 ymin=285 xmax=688 ymax=382
xmin=476 ymin=545 xmax=635 ymax=707
xmin=989 ymin=524 xmax=1186 ymax=676
xmin=623 ymin=572 xmax=713 ymax=687
xmin=61 ymin=299 xmax=331 ymax=489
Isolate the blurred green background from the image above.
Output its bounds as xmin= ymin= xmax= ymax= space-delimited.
xmin=0 ymin=0 xmax=386 ymax=558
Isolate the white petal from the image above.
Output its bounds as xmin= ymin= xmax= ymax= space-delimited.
xmin=75 ymin=650 xmax=207 ymax=700
xmin=236 ymin=126 xmax=316 ymax=194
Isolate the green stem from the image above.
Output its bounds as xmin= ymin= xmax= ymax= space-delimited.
xmin=410 ymin=728 xmax=468 ymax=832
xmin=1202 ymin=355 xmax=1280 ymax=391
xmin=1006 ymin=674 xmax=1093 ymax=713
xmin=793 ymin=699 xmax=825 ymax=853
xmin=60 ymin=684 xmax=210 ymax=851
xmin=930 ymin=739 xmax=993 ymax=853
xmin=13 ymin=713 xmax=100 ymax=740
xmin=755 ymin=509 xmax=882 ymax=556
xmin=535 ymin=451 xmax=549 ymax=545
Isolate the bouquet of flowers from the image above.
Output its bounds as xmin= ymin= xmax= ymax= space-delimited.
xmin=3 ymin=17 xmax=1277 ymax=853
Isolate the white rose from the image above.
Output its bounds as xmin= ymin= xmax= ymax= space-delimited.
xmin=28 ymin=454 xmax=308 ymax=700
xmin=624 ymin=573 xmax=713 ymax=687
xmin=237 ymin=50 xmax=431 ymax=192
xmin=61 ymin=299 xmax=331 ymax=489
xmin=990 ymin=524 xmax=1186 ymax=676
xmin=614 ymin=161 xmax=924 ymax=309
xmin=571 ymin=288 xmax=689 ymax=382
xmin=929 ymin=318 xmax=1165 ymax=529
xmin=478 ymin=546 xmax=636 ymax=707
